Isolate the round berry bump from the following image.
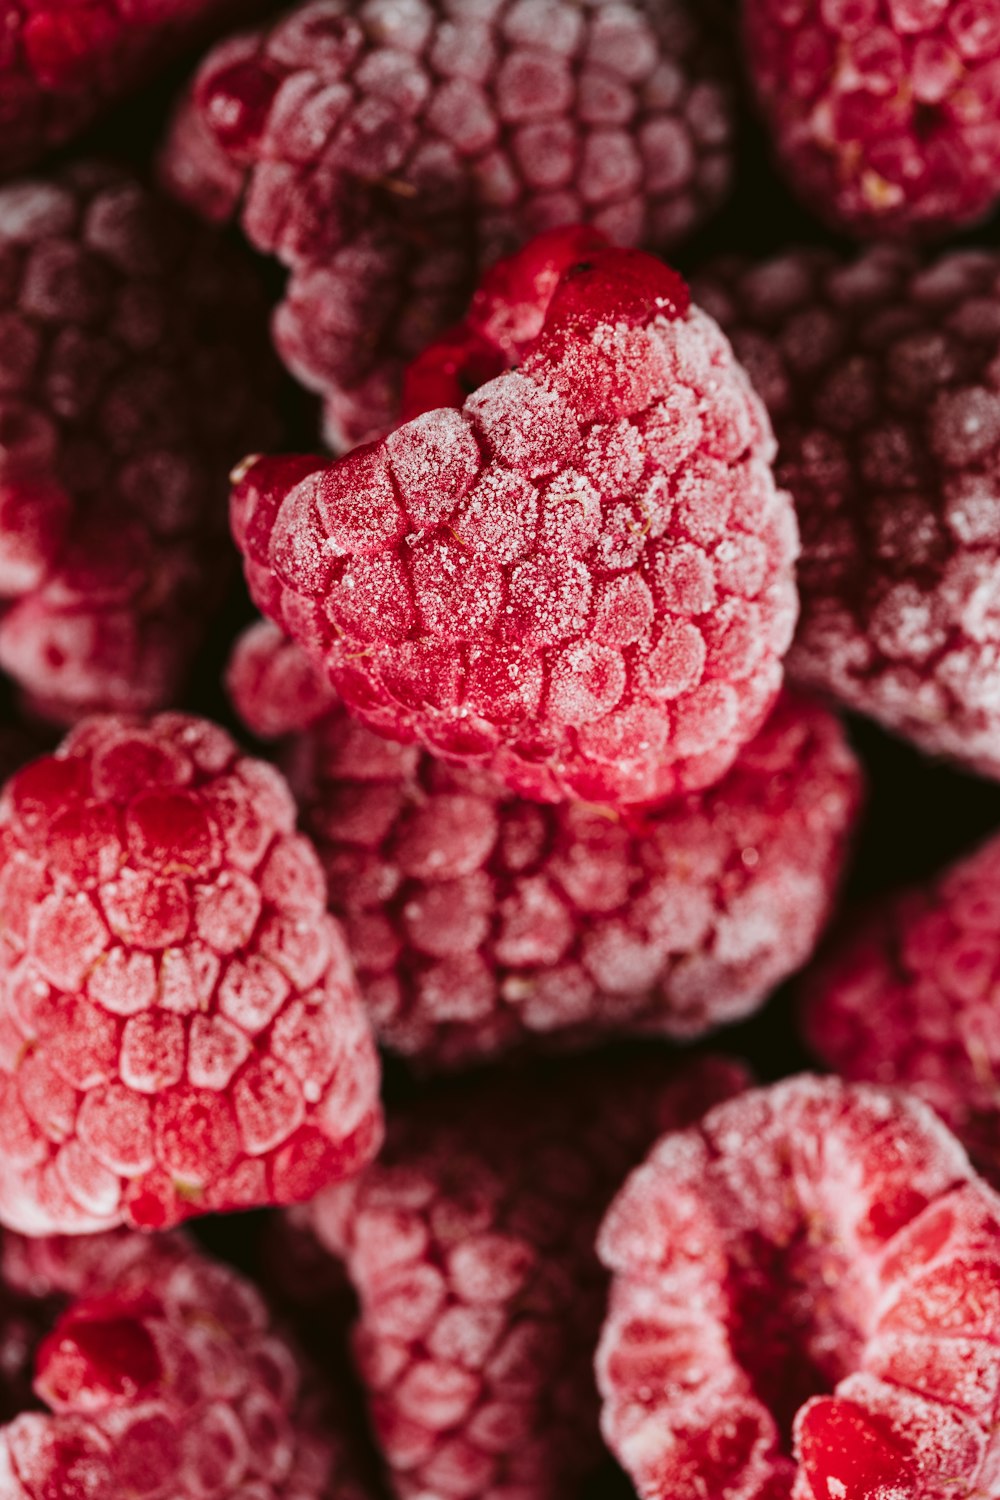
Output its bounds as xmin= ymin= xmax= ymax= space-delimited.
xmin=697 ymin=246 xmax=1000 ymax=780
xmin=159 ymin=0 xmax=736 ymax=449
xmin=595 ymin=1074 xmax=1000 ymax=1500
xmin=0 ymin=712 xmax=382 ymax=1235
xmin=231 ymin=238 xmax=799 ymax=809
xmin=0 ymin=161 xmax=280 ymax=727
xmin=308 ymin=1053 xmax=748 ymax=1500
xmin=230 ymin=621 xmax=861 ymax=1068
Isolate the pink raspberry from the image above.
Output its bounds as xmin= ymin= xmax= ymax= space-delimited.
xmin=0 ymin=711 xmax=383 ymax=1234
xmin=232 ymin=239 xmax=799 ymax=809
xmin=597 ymin=1074 xmax=1000 ymax=1500
xmin=308 ymin=1053 xmax=748 ymax=1500
xmin=697 ymin=246 xmax=1000 ymax=779
xmin=229 ymin=620 xmax=861 ymax=1069
xmin=0 ymin=161 xmax=279 ymax=726
xmin=0 ymin=1227 xmax=376 ymax=1500
xmin=159 ymin=0 xmax=736 ymax=448
xmin=744 ymin=0 xmax=1000 ymax=239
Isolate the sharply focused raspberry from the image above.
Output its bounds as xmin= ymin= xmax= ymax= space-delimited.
xmin=0 ymin=711 xmax=382 ymax=1234
xmin=308 ymin=1053 xmax=748 ymax=1500
xmin=0 ymin=1227 xmax=375 ymax=1500
xmin=744 ymin=0 xmax=1000 ymax=239
xmin=229 ymin=620 xmax=861 ymax=1068
xmin=159 ymin=0 xmax=736 ymax=448
xmin=0 ymin=0 xmax=254 ymax=177
xmin=232 ymin=241 xmax=799 ymax=808
xmin=697 ymin=246 xmax=1000 ymax=779
xmin=0 ymin=162 xmax=279 ymax=726
xmin=597 ymin=1074 xmax=1000 ymax=1500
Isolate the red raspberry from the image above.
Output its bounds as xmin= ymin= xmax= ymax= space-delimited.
xmin=308 ymin=1053 xmax=748 ymax=1500
xmin=0 ymin=162 xmax=279 ymax=727
xmin=0 ymin=1227 xmax=375 ymax=1500
xmin=744 ymin=0 xmax=1000 ymax=239
xmin=159 ymin=0 xmax=736 ymax=448
xmin=697 ymin=246 xmax=1000 ymax=779
xmin=597 ymin=1074 xmax=1000 ymax=1500
xmin=0 ymin=711 xmax=383 ymax=1234
xmin=231 ymin=240 xmax=799 ymax=809
xmin=229 ymin=621 xmax=861 ymax=1069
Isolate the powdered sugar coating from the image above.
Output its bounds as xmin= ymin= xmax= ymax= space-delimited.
xmin=0 ymin=161 xmax=278 ymax=725
xmin=0 ymin=711 xmax=382 ymax=1234
xmin=698 ymin=246 xmax=1000 ymax=779
xmin=745 ymin=0 xmax=1000 ymax=239
xmin=597 ymin=1074 xmax=1000 ymax=1500
xmin=309 ymin=1053 xmax=747 ymax=1500
xmin=159 ymin=0 xmax=735 ymax=447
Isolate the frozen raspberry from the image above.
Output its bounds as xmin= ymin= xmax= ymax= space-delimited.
xmin=159 ymin=0 xmax=736 ymax=448
xmin=229 ymin=621 xmax=860 ymax=1068
xmin=745 ymin=0 xmax=1000 ymax=239
xmin=308 ymin=1052 xmax=748 ymax=1500
xmin=696 ymin=245 xmax=1000 ymax=779
xmin=0 ymin=0 xmax=255 ymax=177
xmin=0 ymin=161 xmax=279 ymax=726
xmin=0 ymin=711 xmax=383 ymax=1235
xmin=596 ymin=1074 xmax=1000 ymax=1500
xmin=0 ymin=1227 xmax=376 ymax=1500
xmin=232 ymin=240 xmax=799 ymax=808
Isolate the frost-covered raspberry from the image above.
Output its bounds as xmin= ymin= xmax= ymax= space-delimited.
xmin=229 ymin=621 xmax=861 ymax=1068
xmin=0 ymin=0 xmax=251 ymax=177
xmin=0 ymin=711 xmax=382 ymax=1235
xmin=308 ymin=1053 xmax=747 ymax=1500
xmin=232 ymin=241 xmax=799 ymax=809
xmin=745 ymin=0 xmax=1000 ymax=239
xmin=159 ymin=0 xmax=736 ymax=448
xmin=597 ymin=1074 xmax=1000 ymax=1500
xmin=0 ymin=1227 xmax=375 ymax=1500
xmin=0 ymin=161 xmax=279 ymax=726
xmin=696 ymin=246 xmax=1000 ymax=779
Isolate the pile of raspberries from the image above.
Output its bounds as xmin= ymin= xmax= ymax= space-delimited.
xmin=8 ymin=2 xmax=1000 ymax=1498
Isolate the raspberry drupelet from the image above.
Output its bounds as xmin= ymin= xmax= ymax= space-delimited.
xmin=598 ymin=1074 xmax=1000 ymax=1500
xmin=307 ymin=1053 xmax=748 ymax=1500
xmin=0 ymin=712 xmax=383 ymax=1235
xmin=0 ymin=1227 xmax=376 ymax=1500
xmin=229 ymin=620 xmax=861 ymax=1070
xmin=159 ymin=0 xmax=736 ymax=448
xmin=744 ymin=0 xmax=1000 ymax=240
xmin=232 ymin=239 xmax=799 ymax=810
xmin=0 ymin=161 xmax=279 ymax=726
xmin=697 ymin=246 xmax=1000 ymax=780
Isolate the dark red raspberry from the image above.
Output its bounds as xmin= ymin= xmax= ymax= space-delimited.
xmin=745 ymin=0 xmax=1000 ymax=239
xmin=232 ymin=240 xmax=799 ymax=809
xmin=229 ymin=621 xmax=861 ymax=1069
xmin=159 ymin=0 xmax=736 ymax=448
xmin=0 ymin=711 xmax=382 ymax=1234
xmin=0 ymin=1227 xmax=376 ymax=1500
xmin=0 ymin=161 xmax=279 ymax=726
xmin=597 ymin=1074 xmax=1000 ymax=1500
xmin=308 ymin=1053 xmax=748 ymax=1500
xmin=697 ymin=246 xmax=1000 ymax=779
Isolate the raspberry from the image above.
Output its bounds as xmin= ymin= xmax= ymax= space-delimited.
xmin=159 ymin=0 xmax=736 ymax=448
xmin=229 ymin=621 xmax=861 ymax=1068
xmin=308 ymin=1052 xmax=748 ymax=1500
xmin=0 ymin=711 xmax=383 ymax=1234
xmin=596 ymin=1074 xmax=1000 ymax=1500
xmin=744 ymin=0 xmax=1000 ymax=238
xmin=0 ymin=161 xmax=279 ymax=726
xmin=0 ymin=0 xmax=254 ymax=177
xmin=231 ymin=239 xmax=799 ymax=809
xmin=697 ymin=245 xmax=1000 ymax=779
xmin=0 ymin=1227 xmax=375 ymax=1500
